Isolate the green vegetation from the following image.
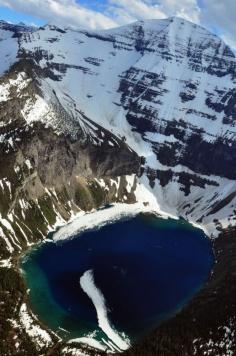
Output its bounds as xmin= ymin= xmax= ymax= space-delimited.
xmin=0 ymin=268 xmax=37 ymax=356
xmin=88 ymin=181 xmax=105 ymax=208
xmin=74 ymin=179 xmax=94 ymax=211
xmin=38 ymin=196 xmax=57 ymax=227
xmin=0 ymin=267 xmax=24 ymax=292
xmin=0 ymin=237 xmax=11 ymax=259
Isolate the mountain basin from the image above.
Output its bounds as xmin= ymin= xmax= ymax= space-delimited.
xmin=21 ymin=214 xmax=214 ymax=352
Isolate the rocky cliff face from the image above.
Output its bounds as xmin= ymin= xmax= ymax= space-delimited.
xmin=0 ymin=16 xmax=236 ymax=356
xmin=0 ymin=49 xmax=140 ymax=259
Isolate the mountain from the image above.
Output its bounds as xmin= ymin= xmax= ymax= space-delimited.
xmin=0 ymin=16 xmax=236 ymax=356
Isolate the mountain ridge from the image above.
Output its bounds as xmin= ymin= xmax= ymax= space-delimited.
xmin=13 ymin=15 xmax=236 ymax=235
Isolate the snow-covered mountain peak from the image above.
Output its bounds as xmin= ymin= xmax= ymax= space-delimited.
xmin=0 ymin=19 xmax=35 ymax=34
xmin=0 ymin=17 xmax=236 ymax=236
xmin=0 ymin=19 xmax=37 ymax=75
xmin=97 ymin=16 xmax=234 ymax=56
xmin=12 ymin=16 xmax=235 ymax=151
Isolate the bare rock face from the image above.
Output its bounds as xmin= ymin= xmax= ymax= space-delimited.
xmin=0 ymin=123 xmax=140 ymax=258
xmin=0 ymin=122 xmax=139 ymax=254
xmin=0 ymin=52 xmax=140 ymax=259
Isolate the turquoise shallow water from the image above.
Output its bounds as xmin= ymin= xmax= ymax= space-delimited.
xmin=21 ymin=214 xmax=214 ymax=346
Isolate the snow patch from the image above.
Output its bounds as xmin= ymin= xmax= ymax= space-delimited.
xmin=19 ymin=303 xmax=52 ymax=349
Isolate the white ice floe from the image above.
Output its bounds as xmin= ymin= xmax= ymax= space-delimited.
xmin=68 ymin=337 xmax=107 ymax=352
xmin=53 ymin=175 xmax=173 ymax=242
xmin=80 ymin=270 xmax=130 ymax=351
xmin=53 ymin=203 xmax=140 ymax=241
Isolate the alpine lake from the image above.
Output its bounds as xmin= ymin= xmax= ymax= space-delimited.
xmin=21 ymin=213 xmax=214 ymax=352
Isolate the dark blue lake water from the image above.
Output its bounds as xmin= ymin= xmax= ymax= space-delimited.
xmin=21 ymin=214 xmax=214 ymax=349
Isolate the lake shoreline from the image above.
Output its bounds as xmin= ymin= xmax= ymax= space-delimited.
xmin=5 ymin=203 xmax=229 ymax=356
xmin=123 ymin=227 xmax=236 ymax=356
xmin=19 ymin=213 xmax=214 ymax=354
xmin=14 ymin=205 xmax=164 ymax=355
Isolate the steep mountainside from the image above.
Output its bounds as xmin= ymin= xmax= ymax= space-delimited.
xmin=17 ymin=16 xmax=236 ymax=235
xmin=0 ymin=17 xmax=236 ymax=356
xmin=0 ymin=21 xmax=142 ymax=259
